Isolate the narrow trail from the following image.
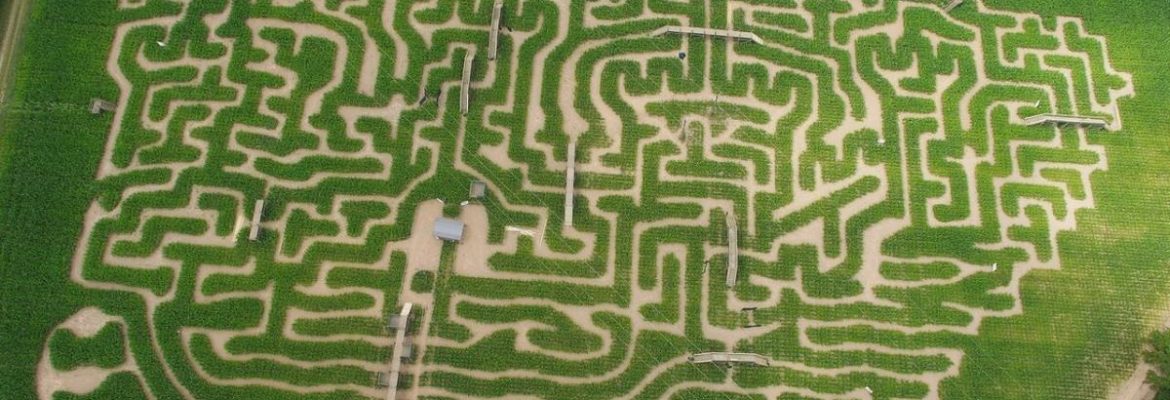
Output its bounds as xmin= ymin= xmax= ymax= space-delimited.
xmin=0 ymin=0 xmax=32 ymax=105
xmin=36 ymin=1 xmax=1144 ymax=399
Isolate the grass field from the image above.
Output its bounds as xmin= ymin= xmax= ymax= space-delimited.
xmin=1 ymin=0 xmax=1168 ymax=399
xmin=940 ymin=1 xmax=1170 ymax=398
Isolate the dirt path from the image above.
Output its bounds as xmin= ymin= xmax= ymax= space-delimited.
xmin=37 ymin=308 xmax=156 ymax=400
xmin=0 ymin=0 xmax=31 ymax=104
xmin=52 ymin=1 xmax=1140 ymax=399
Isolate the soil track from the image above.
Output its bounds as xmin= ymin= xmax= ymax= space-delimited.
xmin=0 ymin=0 xmax=31 ymax=105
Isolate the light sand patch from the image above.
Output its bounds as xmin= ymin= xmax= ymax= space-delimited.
xmin=38 ymin=309 xmax=153 ymax=400
xmin=397 ymin=199 xmax=444 ymax=273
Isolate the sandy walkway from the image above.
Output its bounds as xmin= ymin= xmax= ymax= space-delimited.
xmin=38 ymin=308 xmax=155 ymax=400
xmin=53 ymin=0 xmax=1138 ymax=399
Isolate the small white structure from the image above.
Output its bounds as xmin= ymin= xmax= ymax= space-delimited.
xmin=89 ymin=98 xmax=115 ymax=114
xmin=434 ymin=217 xmax=465 ymax=242
xmin=384 ymin=303 xmax=414 ymax=398
xmin=651 ymin=26 xmax=763 ymax=44
xmin=942 ymin=0 xmax=963 ymax=12
xmin=564 ymin=137 xmax=577 ymax=228
xmin=461 ymin=53 xmax=474 ymax=114
xmin=688 ymin=352 xmax=770 ymax=367
xmin=1022 ymin=113 xmax=1110 ymax=130
xmin=726 ymin=213 xmax=738 ymax=288
xmin=248 ymin=200 xmax=264 ymax=241
xmin=488 ymin=0 xmax=504 ymax=60
xmin=505 ymin=225 xmax=534 ymax=237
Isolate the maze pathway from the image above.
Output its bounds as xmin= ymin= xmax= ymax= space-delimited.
xmin=41 ymin=0 xmax=1134 ymax=399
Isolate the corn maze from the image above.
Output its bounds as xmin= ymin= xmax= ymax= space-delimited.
xmin=36 ymin=0 xmax=1139 ymax=399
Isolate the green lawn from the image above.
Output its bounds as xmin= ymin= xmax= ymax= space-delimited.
xmin=940 ymin=1 xmax=1170 ymax=398
xmin=0 ymin=1 xmax=121 ymax=398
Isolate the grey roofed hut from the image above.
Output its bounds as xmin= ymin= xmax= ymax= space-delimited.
xmin=399 ymin=341 xmax=414 ymax=360
xmin=387 ymin=314 xmax=406 ymax=330
xmin=470 ymin=181 xmax=486 ymax=199
xmin=433 ymin=217 xmax=465 ymax=242
xmin=89 ymin=98 xmax=116 ymax=114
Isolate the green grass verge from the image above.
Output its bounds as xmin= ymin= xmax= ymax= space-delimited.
xmin=0 ymin=0 xmax=120 ymax=398
xmin=938 ymin=1 xmax=1170 ymax=398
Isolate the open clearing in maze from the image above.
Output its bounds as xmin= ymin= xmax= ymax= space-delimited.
xmin=3 ymin=0 xmax=1170 ymax=399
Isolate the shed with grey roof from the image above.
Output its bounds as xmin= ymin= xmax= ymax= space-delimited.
xmin=90 ymin=98 xmax=116 ymax=114
xmin=387 ymin=314 xmax=406 ymax=330
xmin=399 ymin=341 xmax=414 ymax=360
xmin=433 ymin=217 xmax=465 ymax=242
xmin=470 ymin=181 xmax=486 ymax=199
